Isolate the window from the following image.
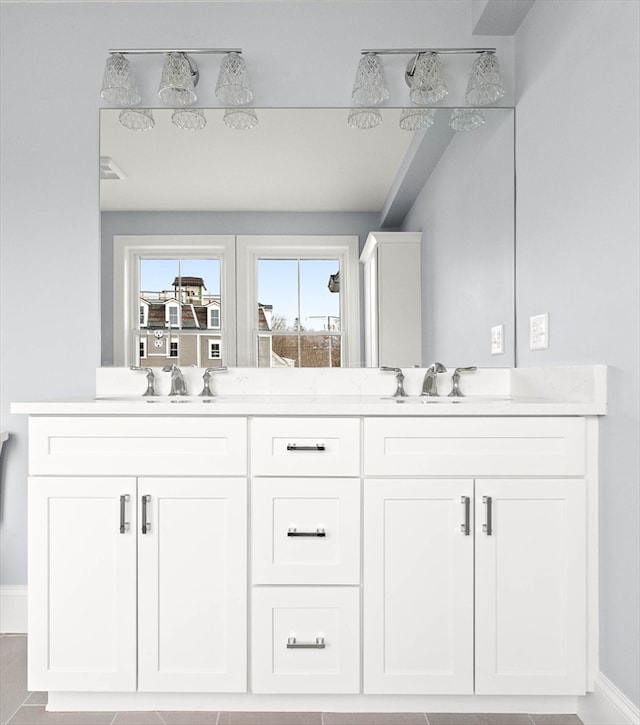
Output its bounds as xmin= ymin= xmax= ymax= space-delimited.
xmin=209 ymin=340 xmax=222 ymax=359
xmin=113 ymin=235 xmax=358 ymax=367
xmin=139 ymin=337 xmax=147 ymax=360
xmin=209 ymin=307 xmax=221 ymax=329
xmin=113 ymin=235 xmax=235 ymax=367
xmin=166 ymin=303 xmax=180 ymax=328
xmin=236 ymin=236 xmax=360 ymax=367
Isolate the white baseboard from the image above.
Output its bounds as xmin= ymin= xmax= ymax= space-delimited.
xmin=578 ymin=673 xmax=640 ymax=725
xmin=0 ymin=585 xmax=27 ymax=633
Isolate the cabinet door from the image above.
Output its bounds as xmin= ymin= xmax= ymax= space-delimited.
xmin=475 ymin=479 xmax=586 ymax=695
xmin=137 ymin=478 xmax=247 ymax=692
xmin=364 ymin=479 xmax=474 ymax=694
xmin=28 ymin=477 xmax=137 ymax=692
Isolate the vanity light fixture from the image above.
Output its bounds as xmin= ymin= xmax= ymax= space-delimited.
xmin=348 ymin=47 xmax=505 ymax=131
xmin=100 ymin=48 xmax=258 ymax=130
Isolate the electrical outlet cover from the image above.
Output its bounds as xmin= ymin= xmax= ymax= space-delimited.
xmin=491 ymin=324 xmax=504 ymax=355
xmin=530 ymin=313 xmax=549 ymax=350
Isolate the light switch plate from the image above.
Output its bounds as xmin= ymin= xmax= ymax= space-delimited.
xmin=491 ymin=324 xmax=504 ymax=355
xmin=530 ymin=313 xmax=549 ymax=350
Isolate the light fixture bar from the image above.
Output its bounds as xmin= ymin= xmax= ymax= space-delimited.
xmin=108 ymin=48 xmax=242 ymax=56
xmin=361 ymin=48 xmax=496 ymax=55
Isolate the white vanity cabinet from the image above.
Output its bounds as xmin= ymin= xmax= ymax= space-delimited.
xmin=363 ymin=417 xmax=587 ymax=696
xmin=360 ymin=231 xmax=422 ymax=368
xmin=17 ymin=399 xmax=598 ymax=711
xmin=27 ymin=417 xmax=248 ymax=694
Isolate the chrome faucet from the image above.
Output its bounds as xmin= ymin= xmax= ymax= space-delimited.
xmin=162 ymin=364 xmax=187 ymax=396
xmin=199 ymin=366 xmax=228 ymax=397
xmin=448 ymin=366 xmax=477 ymax=397
xmin=380 ymin=366 xmax=408 ymax=397
xmin=130 ymin=366 xmax=157 ymax=396
xmin=421 ymin=362 xmax=447 ymax=396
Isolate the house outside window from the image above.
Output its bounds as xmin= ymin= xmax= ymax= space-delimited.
xmin=139 ymin=337 xmax=147 ymax=360
xmin=169 ymin=339 xmax=179 ymax=358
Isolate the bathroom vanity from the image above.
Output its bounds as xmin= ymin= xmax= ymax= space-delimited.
xmin=12 ymin=365 xmax=605 ymax=714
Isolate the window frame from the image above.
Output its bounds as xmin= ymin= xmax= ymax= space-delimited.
xmin=208 ymin=339 xmax=222 ymax=360
xmin=113 ymin=235 xmax=235 ymax=366
xmin=236 ymin=235 xmax=360 ymax=367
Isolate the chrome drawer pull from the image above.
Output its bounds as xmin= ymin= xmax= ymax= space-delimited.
xmin=141 ymin=495 xmax=151 ymax=534
xmin=482 ymin=495 xmax=493 ymax=536
xmin=460 ymin=496 xmax=470 ymax=536
xmin=286 ymin=443 xmax=326 ymax=452
xmin=119 ymin=494 xmax=130 ymax=534
xmin=287 ymin=636 xmax=326 ymax=649
xmin=287 ymin=527 xmax=326 ymax=537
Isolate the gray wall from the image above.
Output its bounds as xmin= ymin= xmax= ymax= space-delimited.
xmin=514 ymin=0 xmax=640 ymax=707
xmin=100 ymin=210 xmax=379 ymax=365
xmin=400 ymin=110 xmax=515 ymax=367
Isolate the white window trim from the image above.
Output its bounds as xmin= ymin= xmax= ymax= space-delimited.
xmin=113 ymin=235 xmax=235 ymax=366
xmin=236 ymin=235 xmax=360 ymax=367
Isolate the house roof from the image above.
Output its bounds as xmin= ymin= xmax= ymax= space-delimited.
xmin=172 ymin=277 xmax=207 ymax=289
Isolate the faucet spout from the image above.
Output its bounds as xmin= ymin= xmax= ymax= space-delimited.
xmin=421 ymin=362 xmax=447 ymax=397
xmin=162 ymin=364 xmax=187 ymax=396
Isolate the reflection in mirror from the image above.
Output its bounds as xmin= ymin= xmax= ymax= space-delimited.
xmin=101 ymin=107 xmax=514 ymax=368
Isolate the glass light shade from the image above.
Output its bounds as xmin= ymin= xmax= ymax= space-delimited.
xmin=158 ymin=52 xmax=197 ymax=106
xmin=351 ymin=53 xmax=389 ymax=106
xmin=171 ymin=108 xmax=207 ymax=130
xmin=101 ymin=53 xmax=141 ymax=106
xmin=119 ymin=108 xmax=155 ymax=131
xmin=449 ymin=108 xmax=485 ymax=132
xmin=465 ymin=52 xmax=505 ymax=106
xmin=223 ymin=108 xmax=259 ymax=130
xmin=409 ymin=52 xmax=447 ymax=105
xmin=216 ymin=52 xmax=253 ymax=105
xmin=399 ymin=107 xmax=435 ymax=132
xmin=347 ymin=107 xmax=383 ymax=130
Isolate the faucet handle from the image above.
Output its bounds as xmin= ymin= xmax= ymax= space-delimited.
xmin=200 ymin=366 xmax=228 ymax=397
xmin=448 ymin=366 xmax=477 ymax=397
xmin=130 ymin=366 xmax=157 ymax=396
xmin=380 ymin=366 xmax=407 ymax=397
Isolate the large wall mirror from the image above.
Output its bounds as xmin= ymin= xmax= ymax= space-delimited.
xmin=100 ymin=107 xmax=514 ymax=368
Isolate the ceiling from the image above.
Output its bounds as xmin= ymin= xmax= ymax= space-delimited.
xmin=100 ymin=108 xmax=419 ymax=213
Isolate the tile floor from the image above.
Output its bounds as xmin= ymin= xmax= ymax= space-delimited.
xmin=1 ymin=635 xmax=583 ymax=725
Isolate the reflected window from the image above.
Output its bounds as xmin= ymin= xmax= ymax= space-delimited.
xmin=209 ymin=340 xmax=222 ymax=359
xmin=257 ymin=258 xmax=341 ymax=368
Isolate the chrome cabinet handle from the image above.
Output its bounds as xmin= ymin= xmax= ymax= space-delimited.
xmin=141 ymin=495 xmax=151 ymax=534
xmin=286 ymin=443 xmax=326 ymax=452
xmin=287 ymin=637 xmax=326 ymax=649
xmin=119 ymin=494 xmax=130 ymax=534
xmin=460 ymin=496 xmax=470 ymax=536
xmin=287 ymin=527 xmax=326 ymax=537
xmin=482 ymin=495 xmax=493 ymax=536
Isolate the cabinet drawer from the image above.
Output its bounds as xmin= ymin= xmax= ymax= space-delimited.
xmin=364 ymin=417 xmax=585 ymax=476
xmin=252 ymin=587 xmax=359 ymax=694
xmin=29 ymin=417 xmax=247 ymax=476
xmin=252 ymin=478 xmax=360 ymax=585
xmin=251 ymin=418 xmax=360 ymax=476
